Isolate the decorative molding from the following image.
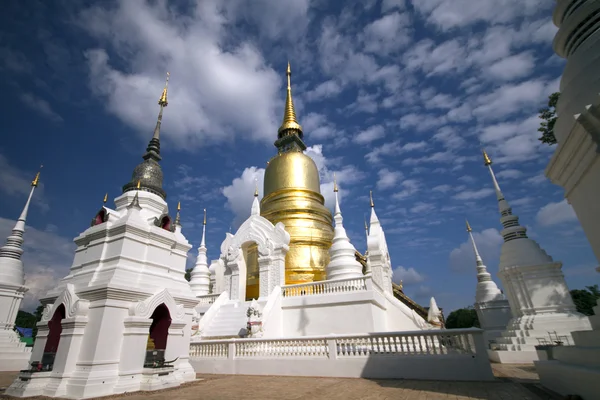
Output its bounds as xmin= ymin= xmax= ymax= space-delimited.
xmin=42 ymin=283 xmax=89 ymax=322
xmin=130 ymin=289 xmax=186 ymax=321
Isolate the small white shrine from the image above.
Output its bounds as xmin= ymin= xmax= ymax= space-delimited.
xmin=0 ymin=170 xmax=40 ymax=371
xmin=465 ymin=220 xmax=511 ymax=346
xmin=482 ymin=151 xmax=591 ymax=363
xmin=6 ymin=74 xmax=198 ymax=399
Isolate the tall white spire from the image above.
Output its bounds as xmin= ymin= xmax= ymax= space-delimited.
xmin=466 ymin=219 xmax=503 ymax=303
xmin=326 ymin=176 xmax=363 ymax=280
xmin=190 ymin=208 xmax=211 ymax=296
xmin=251 ymin=178 xmax=260 ymax=216
xmin=0 ymin=168 xmax=41 ymax=288
xmin=482 ymin=149 xmax=553 ymax=268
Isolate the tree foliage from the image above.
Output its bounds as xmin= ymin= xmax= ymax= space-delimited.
xmin=185 ymin=268 xmax=192 ymax=282
xmin=444 ymin=307 xmax=480 ymax=329
xmin=570 ymin=285 xmax=600 ymax=316
xmin=538 ymin=92 xmax=560 ymax=145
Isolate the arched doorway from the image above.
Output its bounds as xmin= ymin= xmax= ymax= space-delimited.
xmin=145 ymin=304 xmax=171 ymax=367
xmin=243 ymin=242 xmax=259 ymax=301
xmin=42 ymin=304 xmax=65 ymax=371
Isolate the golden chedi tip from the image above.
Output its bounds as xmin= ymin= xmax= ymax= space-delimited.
xmin=31 ymin=165 xmax=43 ymax=187
xmin=103 ymin=193 xmax=108 ymax=204
xmin=203 ymin=208 xmax=207 ymax=225
xmin=482 ymin=149 xmax=492 ymax=166
xmin=158 ymin=72 xmax=169 ymax=107
xmin=466 ymin=219 xmax=472 ymax=232
xmin=333 ymin=172 xmax=338 ymax=193
xmin=277 ymin=62 xmax=303 ymax=137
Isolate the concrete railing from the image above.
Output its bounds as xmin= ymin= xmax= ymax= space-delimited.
xmin=189 ymin=328 xmax=494 ymax=381
xmin=281 ymin=276 xmax=368 ymax=297
xmin=196 ymin=293 xmax=221 ymax=306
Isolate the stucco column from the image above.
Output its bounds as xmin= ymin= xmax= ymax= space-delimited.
xmin=258 ymin=255 xmax=272 ymax=298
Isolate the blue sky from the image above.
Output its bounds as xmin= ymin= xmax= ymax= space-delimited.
xmin=0 ymin=0 xmax=598 ymax=312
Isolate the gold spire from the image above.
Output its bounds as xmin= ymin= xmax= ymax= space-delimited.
xmin=136 ymin=180 xmax=141 ymax=189
xmin=277 ymin=62 xmax=303 ymax=136
xmin=31 ymin=165 xmax=43 ymax=187
xmin=203 ymin=208 xmax=207 ymax=226
xmin=482 ymin=149 xmax=492 ymax=166
xmin=333 ymin=173 xmax=338 ymax=193
xmin=158 ymin=72 xmax=170 ymax=107
xmin=254 ymin=178 xmax=259 ymax=197
xmin=103 ymin=193 xmax=108 ymax=204
xmin=466 ymin=219 xmax=472 ymax=232
xmin=177 ymin=201 xmax=181 ymax=211
xmin=369 ymin=190 xmax=374 ymax=207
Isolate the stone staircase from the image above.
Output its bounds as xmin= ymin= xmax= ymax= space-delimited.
xmin=0 ymin=329 xmax=32 ymax=371
xmin=202 ymin=301 xmax=265 ymax=339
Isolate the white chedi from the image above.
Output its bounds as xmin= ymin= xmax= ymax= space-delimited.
xmin=326 ymin=178 xmax=363 ymax=280
xmin=427 ymin=297 xmax=443 ymax=327
xmin=190 ymin=209 xmax=211 ymax=296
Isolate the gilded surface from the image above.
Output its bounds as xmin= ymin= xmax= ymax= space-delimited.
xmin=244 ymin=243 xmax=260 ymax=300
xmin=261 ymin=63 xmax=334 ymax=284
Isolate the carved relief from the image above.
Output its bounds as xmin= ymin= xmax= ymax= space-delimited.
xmin=42 ymin=283 xmax=87 ymax=322
xmin=130 ymin=289 xmax=186 ymax=321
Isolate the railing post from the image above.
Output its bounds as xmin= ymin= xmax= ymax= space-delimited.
xmin=364 ymin=275 xmax=373 ymax=291
xmin=228 ymin=342 xmax=236 ymax=360
xmin=327 ymin=337 xmax=338 ymax=361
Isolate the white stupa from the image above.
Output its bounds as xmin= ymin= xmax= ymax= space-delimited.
xmin=465 ymin=220 xmax=511 ymax=346
xmin=482 ymin=150 xmax=591 ymax=363
xmin=325 ymin=175 xmax=364 ymax=281
xmin=189 ymin=208 xmax=211 ymax=296
xmin=7 ymin=73 xmax=198 ymax=399
xmin=0 ymin=168 xmax=41 ymax=371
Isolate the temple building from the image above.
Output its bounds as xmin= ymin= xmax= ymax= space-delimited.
xmin=0 ymin=169 xmax=40 ymax=371
xmin=464 ymin=220 xmax=511 ymax=346
xmin=188 ymin=64 xmax=436 ymax=347
xmin=6 ymin=73 xmax=198 ymax=398
xmin=536 ymin=1 xmax=600 ymax=398
xmin=481 ymin=150 xmax=591 ymax=363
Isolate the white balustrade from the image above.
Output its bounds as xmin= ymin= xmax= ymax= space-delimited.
xmin=281 ymin=276 xmax=368 ymax=297
xmin=197 ymin=294 xmax=220 ymax=306
xmin=188 ymin=328 xmax=493 ymax=381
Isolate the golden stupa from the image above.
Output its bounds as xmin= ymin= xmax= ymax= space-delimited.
xmin=260 ymin=63 xmax=334 ymax=285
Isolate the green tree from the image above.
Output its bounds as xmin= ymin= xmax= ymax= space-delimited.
xmin=538 ymin=92 xmax=560 ymax=145
xmin=570 ymin=285 xmax=600 ymax=316
xmin=185 ymin=268 xmax=192 ymax=282
xmin=444 ymin=307 xmax=480 ymax=329
xmin=15 ymin=310 xmax=37 ymax=329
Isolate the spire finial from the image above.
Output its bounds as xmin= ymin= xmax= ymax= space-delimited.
xmin=177 ymin=201 xmax=181 ymax=211
xmin=136 ymin=180 xmax=141 ymax=189
xmin=103 ymin=193 xmax=108 ymax=204
xmin=333 ymin=173 xmax=338 ymax=193
xmin=203 ymin=208 xmax=207 ymax=226
xmin=31 ymin=165 xmax=43 ymax=187
xmin=364 ymin=215 xmax=368 ymax=231
xmin=482 ymin=148 xmax=492 ymax=166
xmin=277 ymin=62 xmax=303 ymax=138
xmin=159 ymin=72 xmax=170 ymax=107
xmin=369 ymin=190 xmax=374 ymax=208
xmin=466 ymin=219 xmax=472 ymax=232
xmin=254 ymin=178 xmax=259 ymax=197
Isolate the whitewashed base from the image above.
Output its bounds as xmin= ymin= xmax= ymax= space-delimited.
xmin=488 ymin=349 xmax=539 ymax=364
xmin=139 ymin=367 xmax=180 ymax=391
xmin=535 ymin=360 xmax=599 ymax=399
xmin=190 ymin=355 xmax=495 ymax=381
xmin=0 ymin=330 xmax=31 ymax=372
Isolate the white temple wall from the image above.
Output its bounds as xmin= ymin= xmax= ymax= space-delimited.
xmin=567 ymin=157 xmax=600 ymax=262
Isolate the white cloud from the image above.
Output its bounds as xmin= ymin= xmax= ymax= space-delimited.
xmin=377 ymin=169 xmax=403 ymax=190
xmin=495 ymin=169 xmax=523 ymax=179
xmin=19 ymin=93 xmax=63 ymax=122
xmin=79 ymin=1 xmax=285 ymax=148
xmin=487 ymin=52 xmax=535 ymax=81
xmin=392 ymin=179 xmax=421 ymax=200
xmin=449 ymin=228 xmax=503 ymax=272
xmin=392 ymin=265 xmax=425 ymax=285
xmin=453 ymin=188 xmax=495 ymax=201
xmin=362 ymin=12 xmax=412 ymax=55
xmin=221 ymin=166 xmax=265 ymax=228
xmin=410 ymin=202 xmax=435 ymax=214
xmin=0 ymin=218 xmax=75 ymax=310
xmin=536 ymin=199 xmax=578 ymax=227
xmin=304 ymin=80 xmax=342 ymax=102
xmin=432 ymin=184 xmax=452 ymax=193
xmin=354 ymin=125 xmax=385 ymax=144
xmin=381 ymin=0 xmax=405 ymax=13
xmin=365 ymin=140 xmax=427 ymax=164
